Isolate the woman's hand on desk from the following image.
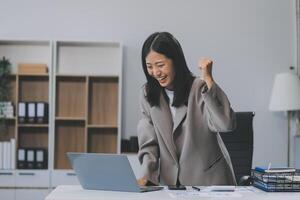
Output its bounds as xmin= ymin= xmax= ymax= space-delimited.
xmin=137 ymin=177 xmax=157 ymax=186
xmin=137 ymin=177 xmax=147 ymax=186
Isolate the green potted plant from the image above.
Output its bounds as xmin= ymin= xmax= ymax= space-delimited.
xmin=0 ymin=57 xmax=12 ymax=134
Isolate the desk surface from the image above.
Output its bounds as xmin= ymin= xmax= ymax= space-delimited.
xmin=46 ymin=185 xmax=300 ymax=200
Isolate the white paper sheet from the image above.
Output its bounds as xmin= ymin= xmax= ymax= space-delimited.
xmin=167 ymin=186 xmax=257 ymax=198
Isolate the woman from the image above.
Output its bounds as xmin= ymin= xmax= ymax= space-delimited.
xmin=137 ymin=32 xmax=236 ymax=186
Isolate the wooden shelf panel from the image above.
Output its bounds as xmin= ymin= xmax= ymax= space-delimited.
xmin=88 ymin=77 xmax=118 ymax=125
xmin=56 ymin=76 xmax=86 ymax=118
xmin=7 ymin=75 xmax=17 ymax=104
xmin=88 ymin=128 xmax=117 ymax=153
xmin=3 ymin=117 xmax=16 ymax=120
xmin=18 ymin=73 xmax=49 ymax=77
xmin=18 ymin=127 xmax=48 ymax=149
xmin=55 ymin=121 xmax=85 ymax=169
xmin=87 ymin=125 xmax=117 ymax=128
xmin=18 ymin=124 xmax=49 ymax=128
xmin=0 ymin=120 xmax=16 ymax=141
xmin=56 ymin=74 xmax=86 ymax=78
xmin=19 ymin=76 xmax=49 ymax=102
xmin=55 ymin=117 xmax=86 ymax=121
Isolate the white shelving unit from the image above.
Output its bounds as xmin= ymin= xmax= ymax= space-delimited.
xmin=0 ymin=40 xmax=52 ymax=200
xmin=0 ymin=39 xmax=127 ymax=200
xmin=51 ymin=40 xmax=123 ymax=186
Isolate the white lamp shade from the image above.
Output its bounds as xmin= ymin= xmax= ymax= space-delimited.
xmin=269 ymin=72 xmax=300 ymax=111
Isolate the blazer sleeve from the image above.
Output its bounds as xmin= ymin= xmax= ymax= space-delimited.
xmin=199 ymin=81 xmax=236 ymax=132
xmin=137 ymin=89 xmax=160 ymax=185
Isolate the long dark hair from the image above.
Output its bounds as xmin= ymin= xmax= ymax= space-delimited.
xmin=141 ymin=32 xmax=195 ymax=107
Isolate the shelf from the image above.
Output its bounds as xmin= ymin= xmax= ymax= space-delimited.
xmin=87 ymin=125 xmax=117 ymax=128
xmin=56 ymin=41 xmax=121 ymax=75
xmin=0 ymin=39 xmax=52 ymax=180
xmin=0 ymin=39 xmax=122 ymax=183
xmin=122 ymin=152 xmax=138 ymax=156
xmin=18 ymin=127 xmax=48 ymax=149
xmin=55 ymin=121 xmax=85 ymax=169
xmin=0 ymin=40 xmax=51 ymax=74
xmin=56 ymin=74 xmax=86 ymax=78
xmin=89 ymin=75 xmax=119 ymax=78
xmin=56 ymin=41 xmax=120 ymax=47
xmin=0 ymin=120 xmax=16 ymax=141
xmin=18 ymin=76 xmax=49 ymax=102
xmin=7 ymin=75 xmax=17 ymax=103
xmin=55 ymin=117 xmax=86 ymax=121
xmin=88 ymin=128 xmax=117 ymax=153
xmin=56 ymin=74 xmax=119 ymax=78
xmin=0 ymin=40 xmax=49 ymax=45
xmin=55 ymin=76 xmax=86 ymax=118
xmin=2 ymin=117 xmax=16 ymax=120
xmin=18 ymin=124 xmax=49 ymax=128
xmin=88 ymin=77 xmax=118 ymax=125
xmin=18 ymin=73 xmax=49 ymax=77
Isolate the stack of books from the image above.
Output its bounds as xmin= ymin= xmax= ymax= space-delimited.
xmin=252 ymin=167 xmax=300 ymax=192
xmin=0 ymin=101 xmax=14 ymax=118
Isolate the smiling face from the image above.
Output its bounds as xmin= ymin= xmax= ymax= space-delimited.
xmin=145 ymin=51 xmax=175 ymax=90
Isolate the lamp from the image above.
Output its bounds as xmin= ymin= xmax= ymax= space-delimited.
xmin=269 ymin=72 xmax=300 ymax=167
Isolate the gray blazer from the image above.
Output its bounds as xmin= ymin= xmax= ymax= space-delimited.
xmin=137 ymin=78 xmax=236 ymax=186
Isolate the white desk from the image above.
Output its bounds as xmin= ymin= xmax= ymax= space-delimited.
xmin=46 ymin=185 xmax=300 ymax=200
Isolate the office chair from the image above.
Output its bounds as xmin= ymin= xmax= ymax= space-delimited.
xmin=219 ymin=112 xmax=255 ymax=186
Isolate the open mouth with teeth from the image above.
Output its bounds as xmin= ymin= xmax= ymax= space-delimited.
xmin=157 ymin=76 xmax=167 ymax=82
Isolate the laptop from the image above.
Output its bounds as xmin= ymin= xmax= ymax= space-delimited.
xmin=67 ymin=152 xmax=163 ymax=192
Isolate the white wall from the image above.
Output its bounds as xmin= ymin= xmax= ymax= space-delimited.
xmin=0 ymin=0 xmax=297 ymax=167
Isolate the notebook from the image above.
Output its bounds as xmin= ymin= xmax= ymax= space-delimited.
xmin=67 ymin=152 xmax=163 ymax=192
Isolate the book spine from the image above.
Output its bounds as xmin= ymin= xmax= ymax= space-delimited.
xmin=27 ymin=103 xmax=36 ymax=123
xmin=3 ymin=142 xmax=9 ymax=169
xmin=7 ymin=142 xmax=11 ymax=169
xmin=26 ymin=149 xmax=35 ymax=169
xmin=10 ymin=139 xmax=15 ymax=169
xmin=0 ymin=142 xmax=3 ymax=169
xmin=17 ymin=149 xmax=26 ymax=169
xmin=18 ymin=102 xmax=27 ymax=123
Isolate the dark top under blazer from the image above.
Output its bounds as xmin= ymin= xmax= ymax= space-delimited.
xmin=137 ymin=78 xmax=236 ymax=186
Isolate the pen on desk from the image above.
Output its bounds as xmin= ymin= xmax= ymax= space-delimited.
xmin=192 ymin=186 xmax=201 ymax=191
xmin=267 ymin=162 xmax=272 ymax=170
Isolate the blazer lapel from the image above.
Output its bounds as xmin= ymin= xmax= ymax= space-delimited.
xmin=150 ymin=93 xmax=178 ymax=164
xmin=173 ymin=105 xmax=187 ymax=133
